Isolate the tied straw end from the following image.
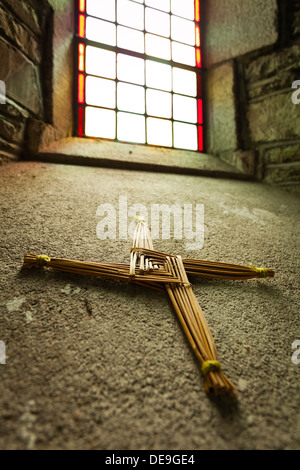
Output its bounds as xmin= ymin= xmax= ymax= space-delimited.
xmin=201 ymin=360 xmax=222 ymax=376
xmin=250 ymin=263 xmax=270 ymax=278
xmin=22 ymin=254 xmax=51 ymax=269
xmin=201 ymin=360 xmax=236 ymax=396
xmin=37 ymin=255 xmax=51 ymax=267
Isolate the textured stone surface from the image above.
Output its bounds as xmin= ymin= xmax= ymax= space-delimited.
xmin=220 ymin=150 xmax=256 ymax=176
xmin=33 ymin=137 xmax=245 ymax=180
xmin=1 ymin=0 xmax=41 ymax=36
xmin=203 ymin=1 xmax=300 ymax=184
xmin=0 ymin=99 xmax=28 ymax=146
xmin=26 ymin=120 xmax=60 ymax=156
xmin=0 ymin=40 xmax=43 ymax=117
xmin=264 ymin=143 xmax=300 ymax=164
xmin=0 ymin=98 xmax=29 ymax=122
xmin=203 ymin=0 xmax=278 ymax=67
xmin=206 ymin=61 xmax=238 ymax=154
xmin=0 ymin=3 xmax=41 ymax=64
xmin=289 ymin=0 xmax=300 ymax=37
xmin=0 ymin=115 xmax=25 ymax=144
xmin=248 ymin=91 xmax=300 ymax=143
xmin=0 ymin=161 xmax=299 ymax=450
xmin=244 ymin=45 xmax=300 ymax=83
xmin=48 ymin=0 xmax=74 ymax=138
xmin=0 ymin=136 xmax=21 ymax=164
xmin=0 ymin=0 xmax=51 ymax=162
xmin=264 ymin=161 xmax=300 ymax=183
xmin=244 ymin=44 xmax=300 ymax=100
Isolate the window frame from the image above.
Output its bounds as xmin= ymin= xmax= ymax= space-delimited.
xmin=74 ymin=0 xmax=204 ymax=152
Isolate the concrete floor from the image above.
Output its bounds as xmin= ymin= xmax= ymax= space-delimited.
xmin=0 ymin=160 xmax=299 ymax=450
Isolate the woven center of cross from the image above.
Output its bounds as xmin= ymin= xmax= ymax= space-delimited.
xmin=22 ymin=218 xmax=274 ymax=397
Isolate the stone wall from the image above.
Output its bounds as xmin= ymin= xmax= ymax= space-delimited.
xmin=0 ymin=0 xmax=53 ymax=163
xmin=204 ymin=0 xmax=300 ymax=191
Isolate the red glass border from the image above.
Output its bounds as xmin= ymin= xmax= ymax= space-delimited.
xmin=78 ymin=43 xmax=85 ymax=71
xmin=78 ymin=73 xmax=85 ymax=103
xmin=79 ymin=14 xmax=85 ymax=38
xmin=79 ymin=0 xmax=85 ymax=13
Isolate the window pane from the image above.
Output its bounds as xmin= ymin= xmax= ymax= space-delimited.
xmin=172 ymin=41 xmax=195 ymax=66
xmin=117 ymin=82 xmax=145 ymax=114
xmin=117 ymin=0 xmax=144 ymax=30
xmin=145 ymin=0 xmax=170 ymax=12
xmin=86 ymin=17 xmax=116 ymax=46
xmin=145 ymin=7 xmax=170 ymax=37
xmin=173 ymin=68 xmax=197 ymax=96
xmin=86 ymin=0 xmax=115 ymax=22
xmin=146 ymin=89 xmax=171 ymax=118
xmin=171 ymin=0 xmax=194 ymax=20
xmin=86 ymin=76 xmax=116 ymax=108
xmin=146 ymin=60 xmax=171 ymax=91
xmin=117 ymin=54 xmax=144 ymax=85
xmin=85 ymin=107 xmax=116 ymax=139
xmin=117 ymin=112 xmax=145 ymax=143
xmin=117 ymin=26 xmax=144 ymax=54
xmin=86 ymin=46 xmax=116 ymax=79
xmin=145 ymin=34 xmax=170 ymax=60
xmin=173 ymin=95 xmax=197 ymax=123
xmin=173 ymin=122 xmax=197 ymax=150
xmin=81 ymin=1 xmax=204 ymax=150
xmin=147 ymin=117 xmax=172 ymax=147
xmin=171 ymin=16 xmax=195 ymax=46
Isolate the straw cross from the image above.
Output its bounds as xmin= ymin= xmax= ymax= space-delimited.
xmin=22 ymin=218 xmax=274 ymax=396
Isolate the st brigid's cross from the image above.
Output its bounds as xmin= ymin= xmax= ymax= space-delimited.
xmin=22 ymin=218 xmax=274 ymax=397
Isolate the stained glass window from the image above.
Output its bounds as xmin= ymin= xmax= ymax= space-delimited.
xmin=75 ymin=0 xmax=204 ymax=151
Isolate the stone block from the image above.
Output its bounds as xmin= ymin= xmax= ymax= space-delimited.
xmin=0 ymin=40 xmax=44 ymax=117
xmin=0 ymin=150 xmax=18 ymax=164
xmin=203 ymin=0 xmax=278 ymax=67
xmin=220 ymin=149 xmax=256 ymax=175
xmin=264 ymin=143 xmax=300 ymax=164
xmin=245 ymin=45 xmax=300 ymax=82
xmin=248 ymin=91 xmax=300 ymax=143
xmin=0 ymin=137 xmax=21 ymax=156
xmin=292 ymin=10 xmax=300 ymax=36
xmin=289 ymin=0 xmax=300 ymax=37
xmin=25 ymin=119 xmax=61 ymax=155
xmin=0 ymin=0 xmax=41 ymax=36
xmin=0 ymin=4 xmax=41 ymax=64
xmin=205 ymin=61 xmax=238 ymax=154
xmin=0 ymin=97 xmax=29 ymax=121
xmin=244 ymin=44 xmax=300 ymax=99
xmin=0 ymin=114 xmax=25 ymax=144
xmin=235 ymin=150 xmax=256 ymax=175
xmin=263 ymin=161 xmax=300 ymax=183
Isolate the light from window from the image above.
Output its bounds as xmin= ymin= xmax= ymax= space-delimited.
xmin=76 ymin=0 xmax=203 ymax=151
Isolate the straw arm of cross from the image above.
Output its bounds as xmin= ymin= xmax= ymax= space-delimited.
xmin=21 ymin=218 xmax=274 ymax=397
